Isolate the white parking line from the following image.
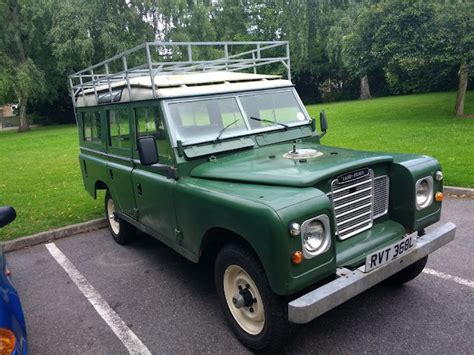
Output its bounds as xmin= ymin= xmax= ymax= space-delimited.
xmin=423 ymin=268 xmax=474 ymax=289
xmin=45 ymin=243 xmax=152 ymax=355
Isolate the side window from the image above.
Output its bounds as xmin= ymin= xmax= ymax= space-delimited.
xmin=108 ymin=109 xmax=130 ymax=149
xmin=134 ymin=107 xmax=173 ymax=164
xmin=82 ymin=112 xmax=101 ymax=143
xmin=135 ymin=107 xmax=157 ymax=136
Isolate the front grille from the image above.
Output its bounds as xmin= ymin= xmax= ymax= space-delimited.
xmin=373 ymin=176 xmax=389 ymax=218
xmin=328 ymin=170 xmax=389 ymax=240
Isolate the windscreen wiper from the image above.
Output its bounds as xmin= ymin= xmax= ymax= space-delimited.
xmin=214 ymin=119 xmax=241 ymax=143
xmin=249 ymin=116 xmax=288 ymax=130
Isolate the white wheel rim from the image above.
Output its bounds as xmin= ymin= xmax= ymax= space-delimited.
xmin=107 ymin=198 xmax=120 ymax=235
xmin=223 ymin=265 xmax=265 ymax=335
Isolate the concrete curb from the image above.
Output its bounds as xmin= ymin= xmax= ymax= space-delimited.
xmin=1 ymin=218 xmax=107 ymax=253
xmin=444 ymin=186 xmax=474 ymax=197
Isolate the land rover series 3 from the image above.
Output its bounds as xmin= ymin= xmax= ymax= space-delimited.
xmin=69 ymin=41 xmax=455 ymax=352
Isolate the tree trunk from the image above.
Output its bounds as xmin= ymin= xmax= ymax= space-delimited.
xmin=18 ymin=96 xmax=29 ymax=132
xmin=360 ymin=75 xmax=372 ymax=100
xmin=455 ymin=62 xmax=468 ymax=117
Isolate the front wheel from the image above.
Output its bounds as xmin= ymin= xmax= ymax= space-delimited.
xmin=215 ymin=244 xmax=289 ymax=352
xmin=383 ymin=256 xmax=428 ymax=286
xmin=105 ymin=191 xmax=135 ymax=245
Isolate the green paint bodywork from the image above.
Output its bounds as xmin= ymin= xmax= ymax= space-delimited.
xmin=76 ymin=97 xmax=443 ymax=297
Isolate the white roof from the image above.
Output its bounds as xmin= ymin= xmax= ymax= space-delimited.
xmin=77 ymin=71 xmax=292 ymax=107
xmin=83 ymin=72 xmax=280 ymax=93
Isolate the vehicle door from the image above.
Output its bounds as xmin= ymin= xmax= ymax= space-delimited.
xmin=131 ymin=103 xmax=177 ymax=242
xmin=105 ymin=106 xmax=137 ymax=219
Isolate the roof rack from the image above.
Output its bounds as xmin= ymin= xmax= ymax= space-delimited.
xmin=69 ymin=41 xmax=290 ymax=109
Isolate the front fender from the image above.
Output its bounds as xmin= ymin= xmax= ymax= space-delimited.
xmin=173 ymin=178 xmax=290 ymax=294
xmin=390 ymin=155 xmax=443 ymax=232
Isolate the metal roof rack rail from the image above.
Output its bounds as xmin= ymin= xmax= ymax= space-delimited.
xmin=69 ymin=41 xmax=291 ymax=110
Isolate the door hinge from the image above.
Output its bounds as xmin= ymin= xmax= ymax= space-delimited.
xmin=175 ymin=228 xmax=183 ymax=245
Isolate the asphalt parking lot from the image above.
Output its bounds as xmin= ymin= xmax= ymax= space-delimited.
xmin=5 ymin=196 xmax=474 ymax=354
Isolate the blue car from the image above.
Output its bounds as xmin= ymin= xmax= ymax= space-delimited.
xmin=0 ymin=207 xmax=27 ymax=355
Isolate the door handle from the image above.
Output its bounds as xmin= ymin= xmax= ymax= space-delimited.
xmin=109 ymin=169 xmax=114 ymax=179
xmin=137 ymin=183 xmax=143 ymax=195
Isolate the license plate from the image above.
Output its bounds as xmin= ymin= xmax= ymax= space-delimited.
xmin=364 ymin=235 xmax=416 ymax=272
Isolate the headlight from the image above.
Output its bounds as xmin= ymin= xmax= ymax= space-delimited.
xmin=300 ymin=215 xmax=331 ymax=258
xmin=415 ymin=176 xmax=433 ymax=210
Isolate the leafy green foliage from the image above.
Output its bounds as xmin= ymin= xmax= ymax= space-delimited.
xmin=0 ymin=0 xmax=473 ymax=122
xmin=50 ymin=0 xmax=155 ymax=73
xmin=0 ymin=0 xmax=49 ymax=105
xmin=335 ymin=0 xmax=473 ymax=97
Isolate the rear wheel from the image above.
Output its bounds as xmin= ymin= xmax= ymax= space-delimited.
xmin=105 ymin=191 xmax=135 ymax=245
xmin=215 ymin=244 xmax=289 ymax=352
xmin=383 ymin=256 xmax=428 ymax=286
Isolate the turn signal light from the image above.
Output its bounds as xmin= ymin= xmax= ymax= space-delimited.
xmin=435 ymin=192 xmax=444 ymax=202
xmin=0 ymin=328 xmax=16 ymax=354
xmin=291 ymin=251 xmax=304 ymax=264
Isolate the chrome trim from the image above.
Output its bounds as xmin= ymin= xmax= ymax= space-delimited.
xmin=332 ymin=178 xmax=372 ymax=193
xmin=415 ymin=176 xmax=434 ymax=210
xmin=300 ymin=215 xmax=331 ymax=259
xmin=337 ymin=202 xmax=372 ymax=218
xmin=337 ymin=210 xmax=371 ymax=226
xmin=328 ymin=172 xmax=390 ymax=240
xmin=373 ymin=175 xmax=390 ymax=219
xmin=288 ymin=222 xmax=301 ymax=237
xmin=338 ymin=219 xmax=373 ymax=235
xmin=330 ymin=169 xmax=375 ymax=240
xmin=334 ymin=194 xmax=372 ymax=211
xmin=332 ymin=186 xmax=372 ymax=202
xmin=288 ymin=223 xmax=456 ymax=324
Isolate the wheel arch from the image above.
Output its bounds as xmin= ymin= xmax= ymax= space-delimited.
xmin=200 ymin=227 xmax=263 ymax=268
xmin=93 ymin=180 xmax=108 ymax=199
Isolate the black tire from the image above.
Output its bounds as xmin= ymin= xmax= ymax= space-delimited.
xmin=105 ymin=191 xmax=135 ymax=245
xmin=383 ymin=256 xmax=428 ymax=286
xmin=215 ymin=244 xmax=289 ymax=353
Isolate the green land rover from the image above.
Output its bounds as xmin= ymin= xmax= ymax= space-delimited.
xmin=70 ymin=41 xmax=456 ymax=352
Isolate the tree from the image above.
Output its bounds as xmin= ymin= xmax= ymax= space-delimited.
xmin=439 ymin=1 xmax=474 ymax=116
xmin=0 ymin=0 xmax=50 ymax=132
xmin=339 ymin=2 xmax=384 ymax=100
xmin=50 ymin=0 xmax=155 ymax=75
xmin=371 ymin=1 xmax=450 ymax=95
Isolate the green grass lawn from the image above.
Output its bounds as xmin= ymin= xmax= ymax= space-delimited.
xmin=307 ymin=91 xmax=474 ymax=189
xmin=0 ymin=91 xmax=472 ymax=240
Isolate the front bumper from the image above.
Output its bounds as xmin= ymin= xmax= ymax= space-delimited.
xmin=288 ymin=222 xmax=456 ymax=324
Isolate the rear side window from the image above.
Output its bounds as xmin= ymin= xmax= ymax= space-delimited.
xmin=82 ymin=112 xmax=101 ymax=143
xmin=108 ymin=109 xmax=130 ymax=149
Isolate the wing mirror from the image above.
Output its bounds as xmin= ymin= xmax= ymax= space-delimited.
xmin=137 ymin=136 xmax=159 ymax=166
xmin=0 ymin=206 xmax=16 ymax=228
xmin=319 ymin=110 xmax=328 ymax=137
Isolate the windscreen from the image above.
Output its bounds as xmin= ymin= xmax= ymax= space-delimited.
xmin=239 ymin=90 xmax=307 ymax=129
xmin=166 ymin=88 xmax=309 ymax=145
